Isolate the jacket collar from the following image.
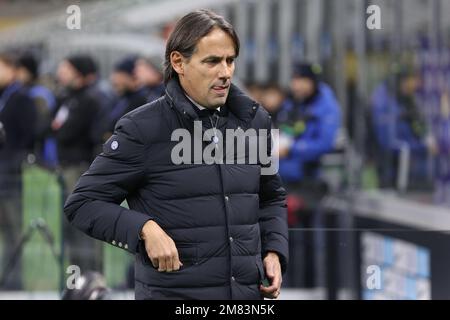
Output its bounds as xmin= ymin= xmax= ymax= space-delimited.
xmin=165 ymin=78 xmax=259 ymax=125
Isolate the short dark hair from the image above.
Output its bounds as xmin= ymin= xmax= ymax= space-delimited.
xmin=65 ymin=54 xmax=98 ymax=77
xmin=163 ymin=9 xmax=240 ymax=84
xmin=18 ymin=53 xmax=38 ymax=80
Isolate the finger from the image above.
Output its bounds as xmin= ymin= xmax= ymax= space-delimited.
xmin=260 ymin=270 xmax=282 ymax=299
xmin=165 ymin=254 xmax=174 ymax=272
xmin=158 ymin=255 xmax=167 ymax=272
xmin=150 ymin=257 xmax=159 ymax=269
xmin=172 ymin=249 xmax=182 ymax=271
xmin=263 ymin=287 xmax=280 ymax=300
xmin=259 ymin=287 xmax=277 ymax=299
xmin=147 ymin=246 xmax=159 ymax=268
xmin=172 ymin=258 xmax=180 ymax=271
xmin=260 ymin=283 xmax=277 ymax=295
xmin=168 ymin=249 xmax=179 ymax=272
xmin=271 ymin=271 xmax=282 ymax=291
xmin=274 ymin=290 xmax=280 ymax=299
xmin=166 ymin=245 xmax=177 ymax=272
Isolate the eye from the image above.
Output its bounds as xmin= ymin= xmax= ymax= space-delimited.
xmin=226 ymin=58 xmax=235 ymax=65
xmin=204 ymin=58 xmax=220 ymax=65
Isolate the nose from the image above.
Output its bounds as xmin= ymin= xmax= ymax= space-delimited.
xmin=218 ymin=61 xmax=232 ymax=80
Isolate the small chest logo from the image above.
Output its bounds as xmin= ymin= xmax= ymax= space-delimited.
xmin=111 ymin=140 xmax=119 ymax=150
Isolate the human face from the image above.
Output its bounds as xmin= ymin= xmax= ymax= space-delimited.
xmin=172 ymin=27 xmax=236 ymax=109
xmin=290 ymin=77 xmax=315 ymax=101
xmin=261 ymin=87 xmax=285 ymax=114
xmin=0 ymin=60 xmax=16 ymax=88
xmin=135 ymin=59 xmax=162 ymax=87
xmin=57 ymin=60 xmax=82 ymax=89
xmin=400 ymin=75 xmax=421 ymax=96
xmin=110 ymin=71 xmax=135 ymax=95
xmin=16 ymin=67 xmax=32 ymax=85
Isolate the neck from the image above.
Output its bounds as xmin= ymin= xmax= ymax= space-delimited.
xmin=185 ymin=92 xmax=221 ymax=112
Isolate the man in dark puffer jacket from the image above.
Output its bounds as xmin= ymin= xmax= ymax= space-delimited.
xmin=64 ymin=9 xmax=289 ymax=300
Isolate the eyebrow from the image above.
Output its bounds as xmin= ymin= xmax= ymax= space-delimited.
xmin=201 ymin=55 xmax=236 ymax=62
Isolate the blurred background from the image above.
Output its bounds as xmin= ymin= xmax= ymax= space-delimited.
xmin=0 ymin=0 xmax=450 ymax=300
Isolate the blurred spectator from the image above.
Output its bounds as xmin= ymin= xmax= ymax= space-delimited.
xmin=73 ymin=55 xmax=115 ymax=149
xmin=0 ymin=52 xmax=37 ymax=289
xmin=17 ymin=53 xmax=58 ymax=168
xmin=134 ymin=56 xmax=165 ymax=103
xmin=52 ymin=54 xmax=103 ymax=272
xmin=370 ymin=67 xmax=432 ymax=188
xmin=108 ymin=56 xmax=148 ymax=133
xmin=259 ymin=83 xmax=286 ymax=121
xmin=277 ymin=63 xmax=341 ymax=183
xmin=53 ymin=55 xmax=103 ymax=167
xmin=245 ymin=82 xmax=264 ymax=104
xmin=276 ymin=63 xmax=341 ymax=288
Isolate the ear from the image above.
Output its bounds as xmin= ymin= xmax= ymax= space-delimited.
xmin=170 ymin=51 xmax=185 ymax=77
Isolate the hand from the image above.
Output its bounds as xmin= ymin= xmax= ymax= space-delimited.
xmin=259 ymin=251 xmax=282 ymax=299
xmin=140 ymin=220 xmax=183 ymax=272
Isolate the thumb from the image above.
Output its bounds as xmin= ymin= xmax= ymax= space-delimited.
xmin=265 ymin=261 xmax=275 ymax=278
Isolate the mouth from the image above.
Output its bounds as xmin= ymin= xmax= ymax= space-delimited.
xmin=211 ymin=84 xmax=229 ymax=96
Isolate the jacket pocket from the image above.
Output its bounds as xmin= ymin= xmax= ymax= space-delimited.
xmin=138 ymin=241 xmax=198 ymax=268
xmin=176 ymin=242 xmax=198 ymax=267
